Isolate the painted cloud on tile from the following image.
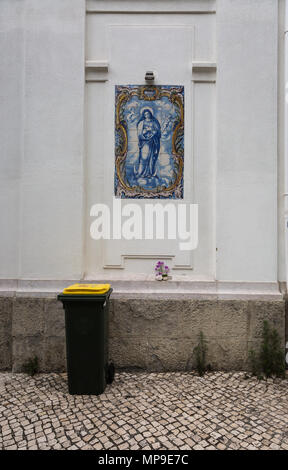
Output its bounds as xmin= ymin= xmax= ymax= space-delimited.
xmin=115 ymin=85 xmax=184 ymax=199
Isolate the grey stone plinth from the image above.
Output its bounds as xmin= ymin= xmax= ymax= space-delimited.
xmin=0 ymin=294 xmax=286 ymax=372
xmin=0 ymin=297 xmax=12 ymax=369
xmin=11 ymin=296 xmax=66 ymax=372
xmin=12 ymin=336 xmax=44 ymax=373
xmin=12 ymin=298 xmax=44 ymax=337
xmin=109 ymin=298 xmax=179 ymax=338
xmin=43 ymin=336 xmax=66 ymax=372
xmin=286 ymin=298 xmax=288 ymax=349
xmin=43 ymin=299 xmax=66 ymax=372
xmin=108 ymin=297 xmax=285 ymax=372
xmin=44 ymin=299 xmax=65 ymax=337
xmin=109 ymin=336 xmax=148 ymax=370
xmin=247 ymin=300 xmax=285 ymax=341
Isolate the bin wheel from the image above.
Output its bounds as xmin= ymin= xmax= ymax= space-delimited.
xmin=106 ymin=362 xmax=115 ymax=384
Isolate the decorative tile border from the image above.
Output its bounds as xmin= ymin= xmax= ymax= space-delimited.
xmin=115 ymin=85 xmax=184 ymax=199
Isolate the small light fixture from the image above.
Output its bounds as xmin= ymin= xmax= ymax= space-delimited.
xmin=145 ymin=71 xmax=155 ymax=82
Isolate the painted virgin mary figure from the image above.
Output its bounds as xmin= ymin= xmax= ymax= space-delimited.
xmin=136 ymin=109 xmax=161 ymax=178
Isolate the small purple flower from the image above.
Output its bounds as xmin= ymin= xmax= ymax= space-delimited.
xmin=154 ymin=261 xmax=170 ymax=278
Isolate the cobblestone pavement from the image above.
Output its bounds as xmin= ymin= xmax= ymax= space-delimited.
xmin=0 ymin=371 xmax=288 ymax=450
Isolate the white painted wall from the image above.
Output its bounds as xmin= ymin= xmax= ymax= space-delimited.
xmin=0 ymin=0 xmax=283 ymax=286
xmin=0 ymin=0 xmax=23 ymax=279
xmin=0 ymin=0 xmax=86 ymax=280
xmin=278 ymin=0 xmax=286 ymax=282
xmin=216 ymin=0 xmax=278 ymax=282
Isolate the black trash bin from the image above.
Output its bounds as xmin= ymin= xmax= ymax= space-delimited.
xmin=58 ymin=285 xmax=113 ymax=395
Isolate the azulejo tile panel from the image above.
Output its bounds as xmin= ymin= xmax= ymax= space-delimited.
xmin=115 ymin=85 xmax=184 ymax=199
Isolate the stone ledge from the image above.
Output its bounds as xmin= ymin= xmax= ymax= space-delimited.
xmin=0 ymin=279 xmax=283 ymax=300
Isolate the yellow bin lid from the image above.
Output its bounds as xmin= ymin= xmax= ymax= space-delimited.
xmin=62 ymin=283 xmax=111 ymax=295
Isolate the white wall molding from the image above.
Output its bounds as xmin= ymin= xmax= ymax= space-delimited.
xmin=86 ymin=0 xmax=216 ymax=14
xmin=192 ymin=61 xmax=217 ymax=82
xmin=102 ymin=253 xmax=193 ymax=270
xmin=85 ymin=60 xmax=109 ymax=82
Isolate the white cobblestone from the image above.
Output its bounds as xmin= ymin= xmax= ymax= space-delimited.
xmin=0 ymin=371 xmax=287 ymax=450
